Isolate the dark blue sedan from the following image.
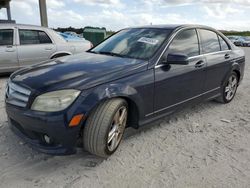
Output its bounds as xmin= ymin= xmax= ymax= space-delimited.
xmin=5 ymin=24 xmax=245 ymax=157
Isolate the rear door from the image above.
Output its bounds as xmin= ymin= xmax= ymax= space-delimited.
xmin=17 ymin=29 xmax=56 ymax=66
xmin=198 ymin=29 xmax=232 ymax=92
xmin=153 ymin=29 xmax=206 ymax=116
xmin=0 ymin=28 xmax=18 ymax=72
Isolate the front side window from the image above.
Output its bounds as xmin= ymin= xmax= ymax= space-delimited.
xmin=19 ymin=30 xmax=52 ymax=45
xmin=168 ymin=29 xmax=199 ymax=57
xmin=218 ymin=35 xmax=230 ymax=51
xmin=0 ymin=29 xmax=13 ymax=46
xmin=90 ymin=28 xmax=172 ymax=60
xmin=199 ymin=29 xmax=220 ymax=54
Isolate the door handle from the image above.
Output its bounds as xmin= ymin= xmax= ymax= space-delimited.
xmin=45 ymin=47 xmax=53 ymax=51
xmin=195 ymin=60 xmax=205 ymax=68
xmin=5 ymin=46 xmax=15 ymax=52
xmin=225 ymin=53 xmax=230 ymax=59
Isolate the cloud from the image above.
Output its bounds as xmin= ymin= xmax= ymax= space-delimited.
xmin=202 ymin=0 xmax=250 ymax=6
xmin=9 ymin=0 xmax=40 ymax=25
xmin=48 ymin=9 xmax=84 ymax=27
xmin=142 ymin=0 xmax=247 ymax=28
xmin=47 ymin=0 xmax=65 ymax=9
xmin=144 ymin=0 xmax=250 ymax=6
xmin=73 ymin=0 xmax=124 ymax=8
xmin=204 ymin=4 xmax=241 ymax=19
xmin=0 ymin=10 xmax=6 ymax=19
xmin=79 ymin=10 xmax=198 ymax=31
xmin=11 ymin=1 xmax=35 ymax=16
xmin=6 ymin=0 xmax=250 ymax=31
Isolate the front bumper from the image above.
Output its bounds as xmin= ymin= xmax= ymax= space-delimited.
xmin=6 ymin=104 xmax=83 ymax=155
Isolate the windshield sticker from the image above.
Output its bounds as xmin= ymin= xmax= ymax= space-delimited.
xmin=138 ymin=37 xmax=159 ymax=45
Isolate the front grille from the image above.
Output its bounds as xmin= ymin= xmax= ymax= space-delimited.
xmin=6 ymin=81 xmax=31 ymax=107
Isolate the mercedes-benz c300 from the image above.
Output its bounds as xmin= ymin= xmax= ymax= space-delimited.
xmin=5 ymin=25 xmax=245 ymax=157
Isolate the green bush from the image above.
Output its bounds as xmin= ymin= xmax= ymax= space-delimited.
xmin=222 ymin=31 xmax=250 ymax=36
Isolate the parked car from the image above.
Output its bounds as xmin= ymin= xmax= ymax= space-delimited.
xmin=5 ymin=24 xmax=245 ymax=157
xmin=234 ymin=37 xmax=244 ymax=46
xmin=227 ymin=36 xmax=244 ymax=46
xmin=0 ymin=24 xmax=92 ymax=73
xmin=64 ymin=31 xmax=80 ymax=38
xmin=227 ymin=35 xmax=238 ymax=43
xmin=58 ymin=32 xmax=92 ymax=45
xmin=242 ymin=36 xmax=250 ymax=47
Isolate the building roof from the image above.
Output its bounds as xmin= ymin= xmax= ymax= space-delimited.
xmin=0 ymin=0 xmax=11 ymax=9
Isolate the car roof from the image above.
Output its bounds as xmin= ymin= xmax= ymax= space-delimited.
xmin=0 ymin=23 xmax=51 ymax=30
xmin=128 ymin=24 xmax=215 ymax=30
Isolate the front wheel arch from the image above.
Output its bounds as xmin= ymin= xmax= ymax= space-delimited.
xmin=50 ymin=53 xmax=71 ymax=59
xmin=83 ymin=96 xmax=140 ymax=130
xmin=119 ymin=96 xmax=139 ymax=129
xmin=233 ymin=69 xmax=241 ymax=84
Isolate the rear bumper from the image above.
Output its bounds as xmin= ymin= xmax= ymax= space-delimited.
xmin=6 ymin=104 xmax=82 ymax=155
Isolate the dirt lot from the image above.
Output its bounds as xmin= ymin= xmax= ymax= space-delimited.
xmin=0 ymin=48 xmax=249 ymax=188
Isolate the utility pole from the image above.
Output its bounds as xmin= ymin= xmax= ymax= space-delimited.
xmin=6 ymin=0 xmax=11 ymax=20
xmin=39 ymin=0 xmax=48 ymax=27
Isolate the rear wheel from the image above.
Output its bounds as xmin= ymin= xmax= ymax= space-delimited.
xmin=83 ymin=99 xmax=128 ymax=157
xmin=216 ymin=72 xmax=238 ymax=103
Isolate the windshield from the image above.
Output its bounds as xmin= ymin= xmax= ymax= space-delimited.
xmin=90 ymin=28 xmax=172 ymax=60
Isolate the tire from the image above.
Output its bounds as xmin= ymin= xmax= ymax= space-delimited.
xmin=215 ymin=72 xmax=239 ymax=103
xmin=83 ymin=99 xmax=128 ymax=157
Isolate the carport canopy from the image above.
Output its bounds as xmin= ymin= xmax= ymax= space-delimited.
xmin=0 ymin=0 xmax=48 ymax=27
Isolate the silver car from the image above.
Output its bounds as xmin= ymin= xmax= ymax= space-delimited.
xmin=0 ymin=24 xmax=92 ymax=73
xmin=242 ymin=36 xmax=250 ymax=47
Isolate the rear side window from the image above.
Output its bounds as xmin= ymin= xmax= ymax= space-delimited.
xmin=0 ymin=29 xmax=13 ymax=46
xmin=218 ymin=35 xmax=230 ymax=51
xmin=19 ymin=30 xmax=52 ymax=45
xmin=168 ymin=29 xmax=199 ymax=57
xmin=38 ymin=31 xmax=52 ymax=44
xmin=199 ymin=29 xmax=220 ymax=54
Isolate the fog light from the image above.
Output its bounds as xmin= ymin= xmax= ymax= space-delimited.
xmin=44 ymin=134 xmax=51 ymax=144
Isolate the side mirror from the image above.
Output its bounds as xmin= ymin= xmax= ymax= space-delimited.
xmin=162 ymin=53 xmax=189 ymax=65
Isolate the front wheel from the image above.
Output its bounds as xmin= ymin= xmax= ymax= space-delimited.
xmin=83 ymin=99 xmax=128 ymax=157
xmin=216 ymin=72 xmax=238 ymax=103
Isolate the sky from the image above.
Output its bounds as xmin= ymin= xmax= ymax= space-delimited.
xmin=0 ymin=0 xmax=250 ymax=31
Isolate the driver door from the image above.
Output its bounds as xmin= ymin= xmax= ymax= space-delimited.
xmin=154 ymin=29 xmax=206 ymax=115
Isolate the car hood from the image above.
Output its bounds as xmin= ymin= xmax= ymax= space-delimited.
xmin=10 ymin=52 xmax=148 ymax=92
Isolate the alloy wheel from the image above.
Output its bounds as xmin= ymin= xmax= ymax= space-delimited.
xmin=225 ymin=74 xmax=238 ymax=101
xmin=107 ymin=106 xmax=127 ymax=152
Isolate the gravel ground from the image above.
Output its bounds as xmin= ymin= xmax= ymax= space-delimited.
xmin=0 ymin=48 xmax=249 ymax=188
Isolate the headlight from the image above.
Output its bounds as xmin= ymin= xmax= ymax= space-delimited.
xmin=31 ymin=89 xmax=81 ymax=112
